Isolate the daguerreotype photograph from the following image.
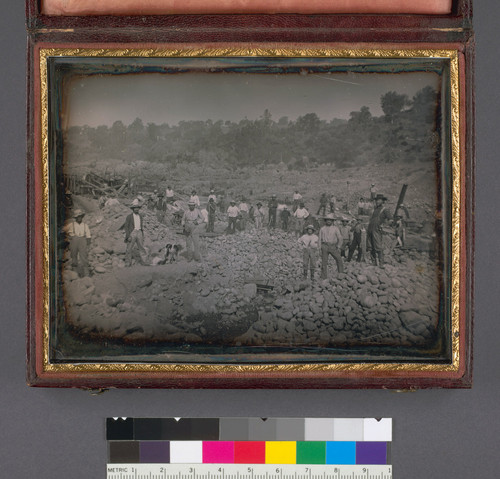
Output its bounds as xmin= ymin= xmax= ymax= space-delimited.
xmin=47 ymin=53 xmax=454 ymax=364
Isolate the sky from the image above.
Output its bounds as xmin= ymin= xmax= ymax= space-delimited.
xmin=64 ymin=70 xmax=440 ymax=128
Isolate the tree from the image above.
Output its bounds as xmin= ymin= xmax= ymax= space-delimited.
xmin=128 ymin=117 xmax=146 ymax=143
xmin=349 ymin=106 xmax=372 ymax=127
xmin=411 ymin=86 xmax=438 ymax=123
xmin=296 ymin=113 xmax=321 ymax=135
xmin=88 ymin=125 xmax=109 ymax=150
xmin=381 ymin=91 xmax=409 ymax=122
xmin=110 ymin=120 xmax=126 ymax=148
xmin=147 ymin=122 xmax=159 ymax=142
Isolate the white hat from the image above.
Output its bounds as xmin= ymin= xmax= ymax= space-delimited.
xmin=130 ymin=199 xmax=141 ymax=208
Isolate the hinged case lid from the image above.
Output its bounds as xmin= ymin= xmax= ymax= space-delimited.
xmin=27 ymin=0 xmax=473 ymax=43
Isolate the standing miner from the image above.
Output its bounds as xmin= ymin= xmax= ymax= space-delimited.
xmin=182 ymin=200 xmax=205 ymax=261
xmin=347 ymin=217 xmax=366 ymax=263
xmin=206 ymin=197 xmax=217 ymax=233
xmin=319 ymin=213 xmax=344 ymax=279
xmin=339 ymin=217 xmax=351 ymax=257
xmin=208 ymin=189 xmax=217 ymax=204
xmin=298 ymin=224 xmax=319 ymax=280
xmin=292 ymin=190 xmax=302 ymax=212
xmin=226 ymin=200 xmax=239 ymax=234
xmin=124 ymin=199 xmax=149 ymax=267
xmin=268 ymin=194 xmax=278 ymax=228
xmin=280 ymin=205 xmax=291 ymax=231
xmin=165 ymin=185 xmax=175 ymax=203
xmin=367 ymin=193 xmax=393 ymax=266
xmin=317 ymin=193 xmax=328 ymax=216
xmin=329 ymin=194 xmax=336 ymax=214
xmin=254 ymin=202 xmax=265 ymax=229
xmin=155 ymin=192 xmax=167 ymax=224
xmin=293 ymin=201 xmax=309 ymax=237
xmin=238 ymin=197 xmax=249 ymax=231
xmin=65 ymin=209 xmax=91 ymax=277
xmin=190 ymin=190 xmax=200 ymax=207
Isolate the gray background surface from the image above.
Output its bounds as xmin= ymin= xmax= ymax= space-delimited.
xmin=1 ymin=2 xmax=498 ymax=478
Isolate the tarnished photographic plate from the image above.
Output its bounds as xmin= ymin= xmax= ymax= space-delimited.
xmin=27 ymin=45 xmax=473 ymax=388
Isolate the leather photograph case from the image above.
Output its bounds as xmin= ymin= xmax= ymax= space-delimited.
xmin=26 ymin=1 xmax=474 ymax=388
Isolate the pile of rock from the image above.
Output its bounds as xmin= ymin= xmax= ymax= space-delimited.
xmin=62 ymin=196 xmax=440 ymax=352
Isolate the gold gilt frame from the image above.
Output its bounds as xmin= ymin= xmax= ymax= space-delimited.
xmin=29 ymin=44 xmax=470 ymax=388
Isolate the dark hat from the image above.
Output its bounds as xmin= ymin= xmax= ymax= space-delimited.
xmin=209 ymin=197 xmax=214 ymax=202
xmin=375 ymin=194 xmax=388 ymax=201
xmin=257 ymin=202 xmax=262 ymax=206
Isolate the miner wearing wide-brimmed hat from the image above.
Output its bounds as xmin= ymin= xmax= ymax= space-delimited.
xmin=298 ymin=224 xmax=319 ymax=280
xmin=65 ymin=208 xmax=91 ymax=277
xmin=123 ymin=199 xmax=149 ymax=267
xmin=318 ymin=213 xmax=344 ymax=279
xmin=182 ymin=200 xmax=205 ymax=261
xmin=367 ymin=193 xmax=392 ymax=266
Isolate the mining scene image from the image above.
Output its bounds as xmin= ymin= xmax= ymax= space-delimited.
xmin=53 ymin=68 xmax=448 ymax=363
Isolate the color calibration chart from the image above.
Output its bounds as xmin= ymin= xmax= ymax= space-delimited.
xmin=107 ymin=418 xmax=392 ymax=479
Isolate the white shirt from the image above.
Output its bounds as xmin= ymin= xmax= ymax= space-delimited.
xmin=294 ymin=207 xmax=309 ymax=219
xmin=319 ymin=225 xmax=343 ymax=247
xmin=227 ymin=206 xmax=240 ymax=218
xmin=208 ymin=194 xmax=217 ymax=203
xmin=239 ymin=202 xmax=249 ymax=212
xmin=166 ymin=188 xmax=174 ymax=198
xmin=133 ymin=213 xmax=142 ymax=230
xmin=68 ymin=221 xmax=91 ymax=238
xmin=298 ymin=233 xmax=318 ymax=249
xmin=293 ymin=193 xmax=302 ymax=201
xmin=190 ymin=195 xmax=200 ymax=206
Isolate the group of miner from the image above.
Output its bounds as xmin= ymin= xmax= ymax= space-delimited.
xmin=66 ymin=183 xmax=404 ymax=281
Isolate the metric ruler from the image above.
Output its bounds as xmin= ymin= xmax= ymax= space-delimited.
xmin=106 ymin=464 xmax=392 ymax=479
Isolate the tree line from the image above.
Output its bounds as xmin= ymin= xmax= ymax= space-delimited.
xmin=65 ymin=86 xmax=440 ymax=170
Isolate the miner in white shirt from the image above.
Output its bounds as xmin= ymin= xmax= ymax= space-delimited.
xmin=65 ymin=208 xmax=91 ymax=277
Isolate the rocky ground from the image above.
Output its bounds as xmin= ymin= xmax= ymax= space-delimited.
xmin=60 ymin=193 xmax=440 ymax=358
